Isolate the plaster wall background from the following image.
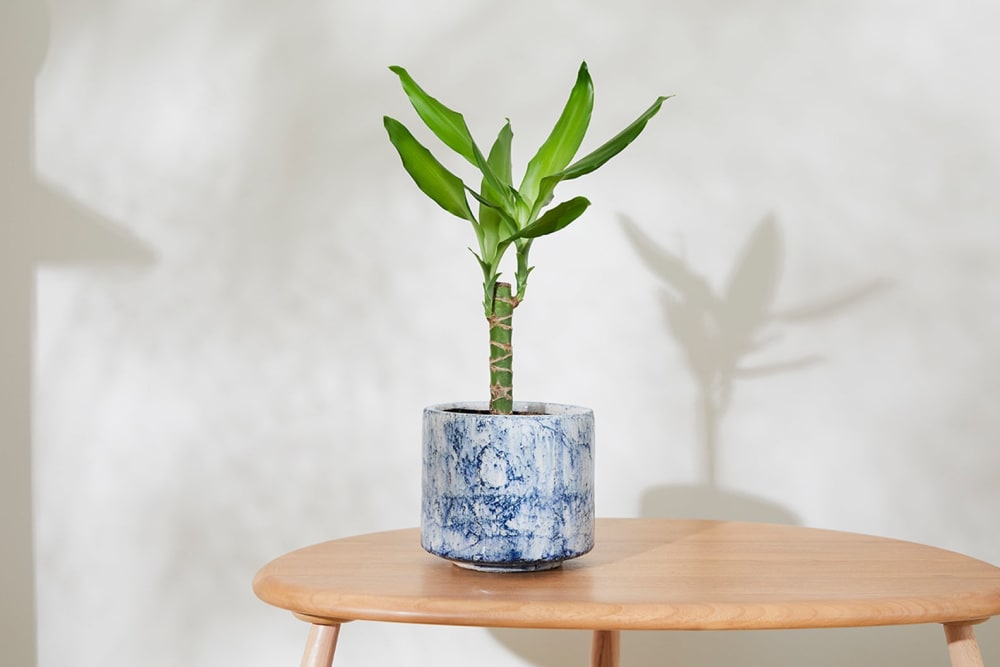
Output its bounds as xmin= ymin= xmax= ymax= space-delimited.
xmin=2 ymin=0 xmax=998 ymax=665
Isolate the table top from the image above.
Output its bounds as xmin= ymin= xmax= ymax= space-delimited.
xmin=253 ymin=518 xmax=1000 ymax=631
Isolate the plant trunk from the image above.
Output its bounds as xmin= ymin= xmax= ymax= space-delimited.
xmin=488 ymin=282 xmax=515 ymax=414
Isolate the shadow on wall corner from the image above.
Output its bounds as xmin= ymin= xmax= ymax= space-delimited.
xmin=1 ymin=0 xmax=154 ymax=268
xmin=1 ymin=2 xmax=154 ymax=667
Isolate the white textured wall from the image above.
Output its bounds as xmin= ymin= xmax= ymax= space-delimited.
xmin=1 ymin=0 xmax=997 ymax=665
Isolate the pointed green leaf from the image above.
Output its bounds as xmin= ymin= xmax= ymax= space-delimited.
xmin=558 ymin=95 xmax=670 ymax=181
xmin=519 ymin=62 xmax=594 ymax=206
xmin=472 ymin=142 xmax=515 ymax=209
xmin=384 ymin=116 xmax=476 ymax=222
xmin=390 ymin=65 xmax=512 ymax=206
xmin=508 ymin=196 xmax=591 ymax=240
xmin=478 ymin=121 xmax=515 ymax=259
xmin=529 ymin=95 xmax=670 ymax=220
xmin=389 ymin=65 xmax=477 ymax=164
xmin=479 ymin=121 xmax=513 ymax=218
xmin=486 ymin=121 xmax=514 ymax=192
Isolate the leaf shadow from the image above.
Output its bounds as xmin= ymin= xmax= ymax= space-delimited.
xmin=621 ymin=214 xmax=888 ymax=486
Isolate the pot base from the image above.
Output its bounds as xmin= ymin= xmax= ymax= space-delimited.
xmin=450 ymin=559 xmax=565 ymax=573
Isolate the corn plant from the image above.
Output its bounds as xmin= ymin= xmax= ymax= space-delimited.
xmin=385 ymin=62 xmax=668 ymax=414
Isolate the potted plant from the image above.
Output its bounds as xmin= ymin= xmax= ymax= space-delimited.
xmin=385 ymin=62 xmax=667 ymax=571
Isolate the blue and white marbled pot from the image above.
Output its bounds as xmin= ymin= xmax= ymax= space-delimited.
xmin=421 ymin=401 xmax=595 ymax=571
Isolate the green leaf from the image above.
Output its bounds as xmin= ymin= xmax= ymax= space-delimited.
xmin=514 ymin=239 xmax=534 ymax=301
xmin=468 ymin=188 xmax=517 ymax=233
xmin=479 ymin=122 xmax=513 ymax=218
xmin=389 ymin=65 xmax=477 ymax=164
xmin=519 ymin=62 xmax=594 ymax=207
xmin=508 ymin=196 xmax=591 ymax=240
xmin=478 ymin=121 xmax=515 ymax=259
xmin=558 ymin=95 xmax=670 ymax=181
xmin=486 ymin=121 xmax=514 ymax=193
xmin=530 ymin=95 xmax=670 ymax=219
xmin=390 ymin=65 xmax=512 ymax=206
xmin=384 ymin=116 xmax=476 ymax=222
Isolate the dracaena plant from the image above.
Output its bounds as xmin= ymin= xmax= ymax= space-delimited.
xmin=384 ymin=62 xmax=668 ymax=415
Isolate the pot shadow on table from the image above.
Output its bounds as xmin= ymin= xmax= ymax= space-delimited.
xmin=485 ymin=217 xmax=976 ymax=666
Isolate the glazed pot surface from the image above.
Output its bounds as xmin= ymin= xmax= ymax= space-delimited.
xmin=421 ymin=402 xmax=595 ymax=571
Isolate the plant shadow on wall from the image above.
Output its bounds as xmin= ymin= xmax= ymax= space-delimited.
xmin=620 ymin=214 xmax=888 ymax=521
xmin=489 ymin=217 xmax=920 ymax=667
xmin=0 ymin=2 xmax=153 ymax=665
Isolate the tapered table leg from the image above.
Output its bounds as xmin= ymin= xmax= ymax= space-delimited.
xmin=944 ymin=622 xmax=985 ymax=667
xmin=300 ymin=623 xmax=341 ymax=667
xmin=591 ymin=630 xmax=620 ymax=667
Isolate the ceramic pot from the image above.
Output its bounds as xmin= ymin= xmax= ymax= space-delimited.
xmin=421 ymin=401 xmax=595 ymax=571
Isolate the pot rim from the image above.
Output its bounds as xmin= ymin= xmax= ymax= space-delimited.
xmin=425 ymin=401 xmax=592 ymax=418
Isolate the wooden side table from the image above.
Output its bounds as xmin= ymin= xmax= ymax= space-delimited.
xmin=253 ymin=519 xmax=1000 ymax=667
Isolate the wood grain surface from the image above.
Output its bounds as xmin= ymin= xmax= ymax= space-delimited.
xmin=253 ymin=519 xmax=1000 ymax=631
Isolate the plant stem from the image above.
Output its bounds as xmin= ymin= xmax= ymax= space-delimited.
xmin=488 ymin=281 xmax=515 ymax=414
